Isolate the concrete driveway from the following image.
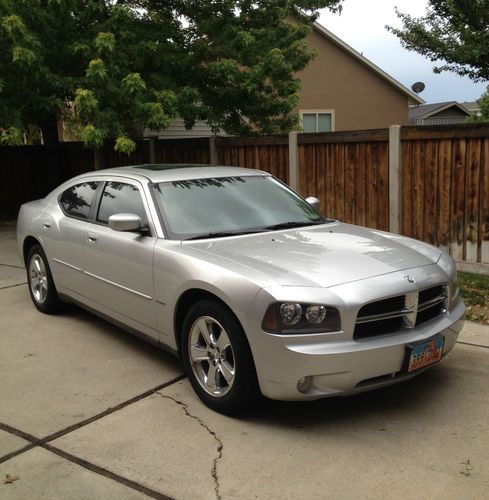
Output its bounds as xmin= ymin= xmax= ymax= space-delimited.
xmin=1 ymin=226 xmax=488 ymax=499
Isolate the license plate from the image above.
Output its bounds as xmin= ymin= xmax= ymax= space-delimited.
xmin=406 ymin=337 xmax=444 ymax=373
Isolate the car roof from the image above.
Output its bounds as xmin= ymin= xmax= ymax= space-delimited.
xmin=82 ymin=164 xmax=270 ymax=183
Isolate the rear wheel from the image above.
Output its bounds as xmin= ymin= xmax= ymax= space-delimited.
xmin=27 ymin=244 xmax=62 ymax=314
xmin=181 ymin=300 xmax=259 ymax=414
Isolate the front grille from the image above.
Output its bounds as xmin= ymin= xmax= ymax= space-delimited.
xmin=354 ymin=295 xmax=411 ymax=340
xmin=416 ymin=285 xmax=447 ymax=327
xmin=354 ymin=316 xmax=404 ymax=340
xmin=354 ymin=284 xmax=448 ymax=340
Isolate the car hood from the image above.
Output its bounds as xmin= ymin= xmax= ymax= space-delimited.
xmin=186 ymin=222 xmax=442 ymax=288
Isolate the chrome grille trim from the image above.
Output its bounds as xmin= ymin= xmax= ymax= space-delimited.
xmin=355 ymin=308 xmax=414 ymax=324
xmin=354 ymin=283 xmax=449 ymax=340
xmin=417 ymin=294 xmax=446 ymax=312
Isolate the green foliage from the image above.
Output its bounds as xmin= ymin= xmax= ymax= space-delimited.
xmin=80 ymin=123 xmax=105 ymax=147
xmin=0 ymin=0 xmax=343 ymax=152
xmin=388 ymin=0 xmax=489 ymax=82
xmin=466 ymin=86 xmax=489 ymax=123
xmin=114 ymin=135 xmax=136 ymax=154
xmin=457 ymin=271 xmax=489 ymax=325
xmin=0 ymin=126 xmax=22 ymax=145
xmin=86 ymin=59 xmax=108 ymax=81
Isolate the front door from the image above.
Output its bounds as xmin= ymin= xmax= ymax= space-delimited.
xmin=82 ymin=179 xmax=157 ymax=337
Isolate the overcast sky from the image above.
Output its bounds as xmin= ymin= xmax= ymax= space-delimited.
xmin=318 ymin=0 xmax=487 ymax=104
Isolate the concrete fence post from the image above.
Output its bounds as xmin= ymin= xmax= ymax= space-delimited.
xmin=288 ymin=131 xmax=299 ymax=191
xmin=388 ymin=125 xmax=402 ymax=234
xmin=209 ymin=135 xmax=219 ymax=165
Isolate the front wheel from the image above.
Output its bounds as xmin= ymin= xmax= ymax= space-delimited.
xmin=181 ymin=300 xmax=259 ymax=414
xmin=27 ymin=244 xmax=62 ymax=314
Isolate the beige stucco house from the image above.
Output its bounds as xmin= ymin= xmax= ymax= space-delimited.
xmin=297 ymin=22 xmax=423 ymax=132
xmin=148 ymin=20 xmax=423 ymax=138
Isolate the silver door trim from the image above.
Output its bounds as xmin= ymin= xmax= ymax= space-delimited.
xmin=84 ymin=271 xmax=153 ymax=300
xmin=52 ymin=258 xmax=83 ymax=272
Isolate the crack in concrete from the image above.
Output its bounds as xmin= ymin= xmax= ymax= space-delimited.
xmin=0 ymin=263 xmax=24 ymax=269
xmin=0 ymin=282 xmax=27 ymax=290
xmin=156 ymin=393 xmax=223 ymax=500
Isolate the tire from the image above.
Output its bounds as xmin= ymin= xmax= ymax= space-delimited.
xmin=181 ymin=300 xmax=259 ymax=414
xmin=26 ymin=244 xmax=63 ymax=314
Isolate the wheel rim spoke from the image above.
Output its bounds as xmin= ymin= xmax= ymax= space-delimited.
xmin=190 ymin=344 xmax=209 ymax=362
xmin=205 ymin=364 xmax=218 ymax=391
xmin=216 ymin=330 xmax=231 ymax=351
xmin=218 ymin=360 xmax=234 ymax=383
xmin=196 ymin=318 xmax=214 ymax=346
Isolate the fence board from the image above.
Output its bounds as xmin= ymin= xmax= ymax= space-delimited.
xmin=480 ymin=139 xmax=489 ymax=263
xmin=365 ymin=143 xmax=378 ymax=229
xmin=344 ymin=143 xmax=356 ymax=224
xmin=465 ymin=139 xmax=481 ymax=262
xmin=424 ymin=140 xmax=438 ymax=246
xmin=154 ymin=137 xmax=210 ymax=164
xmin=437 ymin=140 xmax=452 ymax=251
xmin=377 ymin=142 xmax=389 ymax=231
xmin=450 ymin=139 xmax=466 ymax=260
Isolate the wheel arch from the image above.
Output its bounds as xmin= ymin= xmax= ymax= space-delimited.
xmin=23 ymin=236 xmax=42 ymax=265
xmin=173 ymin=288 xmax=244 ymax=355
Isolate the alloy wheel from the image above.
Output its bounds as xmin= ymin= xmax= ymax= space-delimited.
xmin=29 ymin=254 xmax=48 ymax=304
xmin=188 ymin=316 xmax=236 ymax=397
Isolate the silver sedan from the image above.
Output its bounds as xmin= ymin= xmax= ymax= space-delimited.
xmin=17 ymin=165 xmax=465 ymax=413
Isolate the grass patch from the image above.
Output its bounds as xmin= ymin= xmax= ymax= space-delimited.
xmin=458 ymin=271 xmax=489 ymax=325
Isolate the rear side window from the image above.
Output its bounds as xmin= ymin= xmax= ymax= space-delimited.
xmin=97 ymin=182 xmax=147 ymax=224
xmin=59 ymin=182 xmax=100 ymax=219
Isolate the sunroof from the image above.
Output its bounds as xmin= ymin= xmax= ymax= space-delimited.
xmin=133 ymin=164 xmax=205 ymax=171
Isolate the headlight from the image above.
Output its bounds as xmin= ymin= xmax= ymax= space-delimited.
xmin=279 ymin=303 xmax=302 ymax=325
xmin=262 ymin=302 xmax=341 ymax=334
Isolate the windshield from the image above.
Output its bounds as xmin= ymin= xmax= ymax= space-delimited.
xmin=153 ymin=175 xmax=326 ymax=240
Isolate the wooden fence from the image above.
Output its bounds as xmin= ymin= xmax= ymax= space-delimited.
xmin=400 ymin=126 xmax=489 ymax=265
xmin=1 ymin=124 xmax=488 ymax=270
xmin=297 ymin=130 xmax=390 ymax=231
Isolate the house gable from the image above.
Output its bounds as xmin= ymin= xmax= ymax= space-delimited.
xmin=296 ymin=22 xmax=423 ymax=131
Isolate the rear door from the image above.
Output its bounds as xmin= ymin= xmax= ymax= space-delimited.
xmin=49 ymin=181 xmax=101 ymax=294
xmin=82 ymin=178 xmax=158 ymax=337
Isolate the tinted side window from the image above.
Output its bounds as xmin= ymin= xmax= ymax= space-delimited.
xmin=59 ymin=182 xmax=100 ymax=219
xmin=97 ymin=182 xmax=147 ymax=224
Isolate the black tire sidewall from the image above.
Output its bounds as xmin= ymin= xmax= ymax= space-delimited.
xmin=181 ymin=300 xmax=259 ymax=414
xmin=27 ymin=244 xmax=61 ymax=314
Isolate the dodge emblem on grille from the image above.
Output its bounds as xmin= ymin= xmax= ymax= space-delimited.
xmin=404 ymin=275 xmax=415 ymax=283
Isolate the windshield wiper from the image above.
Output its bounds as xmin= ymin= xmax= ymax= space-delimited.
xmin=185 ymin=229 xmax=266 ymax=240
xmin=263 ymin=220 xmax=324 ymax=231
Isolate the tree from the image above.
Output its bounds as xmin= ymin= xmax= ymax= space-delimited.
xmin=0 ymin=0 xmax=342 ymax=153
xmin=467 ymin=86 xmax=489 ymax=122
xmin=387 ymin=0 xmax=489 ymax=82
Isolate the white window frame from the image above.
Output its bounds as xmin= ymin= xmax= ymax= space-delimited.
xmin=299 ymin=109 xmax=335 ymax=133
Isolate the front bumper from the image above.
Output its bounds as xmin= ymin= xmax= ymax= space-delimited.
xmin=244 ymin=300 xmax=465 ymax=401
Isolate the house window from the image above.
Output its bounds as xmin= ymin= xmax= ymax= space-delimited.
xmin=300 ymin=110 xmax=334 ymax=133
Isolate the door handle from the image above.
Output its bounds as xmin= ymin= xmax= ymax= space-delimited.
xmin=87 ymin=232 xmax=98 ymax=243
xmin=42 ymin=221 xmax=51 ymax=229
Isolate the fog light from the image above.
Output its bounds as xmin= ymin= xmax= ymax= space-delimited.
xmin=297 ymin=376 xmax=312 ymax=393
xmin=280 ymin=303 xmax=302 ymax=325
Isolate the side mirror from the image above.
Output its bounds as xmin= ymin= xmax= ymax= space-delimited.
xmin=108 ymin=213 xmax=145 ymax=233
xmin=305 ymin=196 xmax=321 ymax=210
